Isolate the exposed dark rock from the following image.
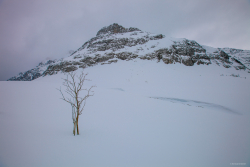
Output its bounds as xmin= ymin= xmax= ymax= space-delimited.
xmin=219 ymin=50 xmax=229 ymax=59
xmin=172 ymin=40 xmax=206 ymax=56
xmin=63 ymin=66 xmax=78 ymax=72
xmin=43 ymin=61 xmax=80 ymax=75
xmin=116 ymin=52 xmax=138 ymax=60
xmin=72 ymin=61 xmax=82 ymax=65
xmin=139 ymin=52 xmax=157 ymax=60
xmin=43 ymin=64 xmax=61 ymax=76
xmin=96 ymin=23 xmax=141 ymax=36
xmin=8 ymin=69 xmax=41 ymax=81
xmin=101 ymin=59 xmax=118 ymax=65
xmin=94 ymin=54 xmax=114 ymax=63
xmin=108 ymin=59 xmax=118 ymax=63
xmin=73 ymin=54 xmax=82 ymax=59
xmin=153 ymin=40 xmax=207 ymax=65
xmin=80 ymin=57 xmax=96 ymax=65
xmin=234 ymin=66 xmax=246 ymax=70
xmin=162 ymin=58 xmax=174 ymax=64
xmin=232 ymin=57 xmax=245 ymax=67
xmin=182 ymin=58 xmax=195 ymax=66
xmin=223 ymin=64 xmax=231 ymax=68
xmin=197 ymin=60 xmax=205 ymax=65
xmin=157 ymin=53 xmax=162 ymax=61
xmin=82 ymin=37 xmax=150 ymax=52
xmin=79 ymin=64 xmax=86 ymax=69
xmin=7 ymin=59 xmax=58 ymax=81
xmin=152 ymin=34 xmax=164 ymax=39
xmin=197 ymin=59 xmax=210 ymax=65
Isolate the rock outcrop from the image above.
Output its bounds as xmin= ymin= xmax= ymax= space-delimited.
xmin=96 ymin=23 xmax=141 ymax=36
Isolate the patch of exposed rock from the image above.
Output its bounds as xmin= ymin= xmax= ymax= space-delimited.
xmin=96 ymin=23 xmax=141 ymax=36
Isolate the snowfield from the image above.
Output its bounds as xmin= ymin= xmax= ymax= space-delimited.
xmin=0 ymin=59 xmax=250 ymax=167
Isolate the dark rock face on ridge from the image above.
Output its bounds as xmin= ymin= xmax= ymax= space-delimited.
xmin=8 ymin=23 xmax=250 ymax=81
xmin=96 ymin=23 xmax=141 ymax=36
xmin=8 ymin=60 xmax=56 ymax=81
xmin=156 ymin=39 xmax=208 ymax=66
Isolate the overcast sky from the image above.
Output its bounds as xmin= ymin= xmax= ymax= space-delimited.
xmin=0 ymin=0 xmax=249 ymax=80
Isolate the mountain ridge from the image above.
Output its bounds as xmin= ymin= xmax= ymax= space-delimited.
xmin=8 ymin=23 xmax=250 ymax=81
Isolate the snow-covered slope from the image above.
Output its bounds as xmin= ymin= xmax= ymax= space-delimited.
xmin=8 ymin=23 xmax=250 ymax=81
xmin=1 ymin=58 xmax=250 ymax=167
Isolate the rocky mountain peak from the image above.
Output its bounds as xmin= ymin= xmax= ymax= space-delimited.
xmin=96 ymin=23 xmax=141 ymax=36
xmin=7 ymin=24 xmax=250 ymax=81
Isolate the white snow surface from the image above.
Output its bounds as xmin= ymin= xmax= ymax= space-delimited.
xmin=1 ymin=59 xmax=250 ymax=167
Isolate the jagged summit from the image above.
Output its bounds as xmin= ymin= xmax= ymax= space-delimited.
xmin=96 ymin=23 xmax=141 ymax=36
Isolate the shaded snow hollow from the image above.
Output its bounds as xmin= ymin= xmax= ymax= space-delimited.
xmin=1 ymin=59 xmax=250 ymax=167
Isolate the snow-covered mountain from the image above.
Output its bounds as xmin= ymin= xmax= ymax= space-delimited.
xmin=8 ymin=23 xmax=250 ymax=81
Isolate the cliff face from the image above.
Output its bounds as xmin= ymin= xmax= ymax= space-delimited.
xmin=8 ymin=23 xmax=250 ymax=81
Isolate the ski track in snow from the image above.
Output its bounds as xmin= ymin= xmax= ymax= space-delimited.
xmin=150 ymin=97 xmax=242 ymax=115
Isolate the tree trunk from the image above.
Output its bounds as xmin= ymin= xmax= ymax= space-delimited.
xmin=73 ymin=122 xmax=76 ymax=136
xmin=76 ymin=116 xmax=79 ymax=135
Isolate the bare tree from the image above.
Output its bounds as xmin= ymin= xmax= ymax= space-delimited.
xmin=58 ymin=71 xmax=95 ymax=136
